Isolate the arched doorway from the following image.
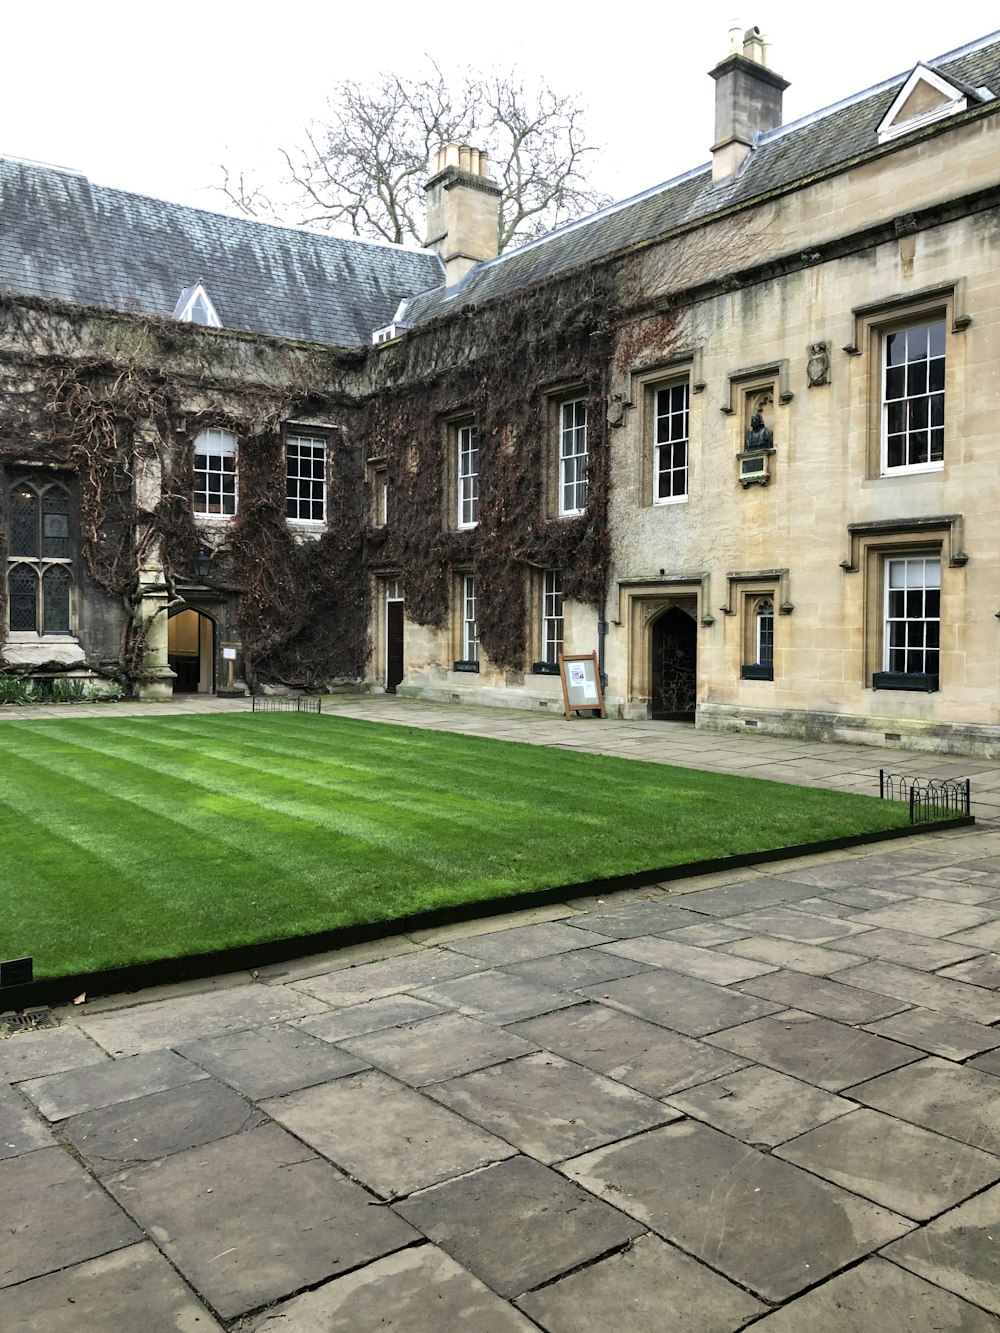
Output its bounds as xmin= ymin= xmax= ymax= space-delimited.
xmin=168 ymin=608 xmax=216 ymax=694
xmin=651 ymin=606 xmax=697 ymax=721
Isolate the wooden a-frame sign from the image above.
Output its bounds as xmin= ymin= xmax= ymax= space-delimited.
xmin=558 ymin=651 xmax=606 ymax=719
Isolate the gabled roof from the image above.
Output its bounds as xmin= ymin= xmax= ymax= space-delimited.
xmin=399 ymin=31 xmax=1000 ymax=328
xmin=0 ymin=157 xmax=443 ymax=347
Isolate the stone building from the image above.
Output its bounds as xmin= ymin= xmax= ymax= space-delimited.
xmin=2 ymin=26 xmax=999 ymax=756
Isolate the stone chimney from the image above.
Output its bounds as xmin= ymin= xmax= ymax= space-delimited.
xmin=424 ymin=143 xmax=501 ymax=286
xmin=709 ymin=24 xmax=789 ymax=182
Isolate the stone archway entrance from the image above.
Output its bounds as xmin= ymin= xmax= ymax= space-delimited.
xmin=650 ymin=605 xmax=697 ymax=721
xmin=167 ymin=608 xmax=216 ymax=694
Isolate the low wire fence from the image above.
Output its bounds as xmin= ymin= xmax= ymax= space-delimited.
xmin=879 ymin=770 xmax=971 ymax=823
xmin=251 ymin=695 xmax=323 ymax=715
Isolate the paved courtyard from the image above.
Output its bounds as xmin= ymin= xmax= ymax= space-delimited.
xmin=2 ymin=698 xmax=1000 ymax=1328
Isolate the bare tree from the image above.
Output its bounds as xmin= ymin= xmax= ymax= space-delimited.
xmin=220 ymin=65 xmax=608 ymax=253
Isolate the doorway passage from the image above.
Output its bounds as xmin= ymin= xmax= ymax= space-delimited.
xmin=651 ymin=606 xmax=697 ymax=721
xmin=385 ymin=582 xmax=404 ymax=693
xmin=168 ymin=608 xmax=215 ymax=694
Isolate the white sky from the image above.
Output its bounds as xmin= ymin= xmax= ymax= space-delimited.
xmin=4 ymin=2 xmax=998 ymax=235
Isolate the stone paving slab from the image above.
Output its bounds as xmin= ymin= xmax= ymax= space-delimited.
xmin=705 ymin=1010 xmax=922 ymax=1092
xmin=502 ymin=947 xmax=654 ymax=990
xmin=262 ymin=1069 xmax=517 ymax=1198
xmin=748 ymin=1256 xmax=1000 ymax=1331
xmin=666 ymin=921 xmax=752 ymax=947
xmin=969 ymin=1049 xmax=1000 ymax=1077
xmin=516 ymin=1231 xmax=767 ymax=1332
xmin=948 ymin=919 xmax=1000 ymax=950
xmin=660 ymin=877 xmax=819 ymax=918
xmin=563 ymin=1120 xmax=913 ymax=1303
xmin=0 ymin=1083 xmax=55 ymax=1159
xmin=829 ymin=925 xmax=985 ymax=971
xmin=105 ymin=1124 xmax=417 ymax=1321
xmin=724 ymin=906 xmax=876 ymax=942
xmin=845 ymin=1056 xmax=1000 ymax=1154
xmin=938 ymin=951 xmax=1000 ymax=988
xmin=394 ymin=1156 xmax=644 ymax=1299
xmin=832 ymin=960 xmax=1000 ymax=1024
xmin=176 ymin=1023 xmax=367 ymax=1098
xmin=427 ymin=1051 xmax=677 ymax=1163
xmin=291 ymin=947 xmax=485 ymax=1005
xmin=442 ymin=920 xmax=612 ymax=962
xmin=1 ymin=1147 xmax=141 ymax=1289
xmin=409 ymin=969 xmax=584 ymax=1024
xmin=847 ymin=899 xmax=999 ymax=938
xmin=509 ymin=1002 xmax=750 ymax=1097
xmin=0 ymin=1025 xmax=109 ymax=1081
xmin=665 ymin=1065 xmax=855 ymax=1147
xmin=72 ymin=985 xmax=329 ymax=1056
xmin=775 ymin=1107 xmax=1000 ymax=1219
xmin=249 ymin=1245 xmax=537 ymax=1331
xmin=718 ymin=936 xmax=861 ymax=976
xmin=565 ymin=900 xmax=708 ymax=937
xmin=0 ymin=1241 xmax=224 ymax=1332
xmin=340 ymin=1012 xmax=537 ymax=1085
xmin=294 ymin=994 xmax=442 ymax=1041
xmin=601 ymin=935 xmax=777 ymax=984
xmin=735 ymin=969 xmax=910 ymax=1025
xmin=579 ymin=969 xmax=783 ymax=1037
xmin=62 ymin=1077 xmax=265 ymax=1176
xmin=863 ymin=1006 xmax=1000 ymax=1062
xmin=20 ymin=1048 xmax=209 ymax=1121
xmin=882 ymin=1181 xmax=1000 ymax=1316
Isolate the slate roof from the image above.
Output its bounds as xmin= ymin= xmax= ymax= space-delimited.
xmin=400 ymin=30 xmax=1000 ymax=327
xmin=0 ymin=158 xmax=442 ymax=347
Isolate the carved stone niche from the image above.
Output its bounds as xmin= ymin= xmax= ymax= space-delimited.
xmin=738 ymin=386 xmax=775 ymax=487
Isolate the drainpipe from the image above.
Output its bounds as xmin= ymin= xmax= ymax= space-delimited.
xmin=592 ymin=331 xmax=610 ymax=689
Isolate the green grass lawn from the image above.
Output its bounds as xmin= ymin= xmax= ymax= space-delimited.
xmin=0 ymin=713 xmax=913 ymax=980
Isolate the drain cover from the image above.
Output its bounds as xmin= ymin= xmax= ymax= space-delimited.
xmin=0 ymin=1010 xmax=58 ymax=1035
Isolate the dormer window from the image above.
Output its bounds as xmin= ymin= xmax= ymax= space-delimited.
xmin=173 ymin=282 xmax=222 ymax=328
xmin=877 ymin=65 xmax=980 ymax=144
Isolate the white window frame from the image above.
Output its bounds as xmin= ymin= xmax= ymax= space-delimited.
xmin=542 ymin=570 xmax=564 ymax=665
xmin=653 ymin=382 xmax=689 ymax=504
xmin=559 ymin=399 xmax=588 ymax=516
xmin=457 ymin=425 xmax=479 ymax=528
xmin=462 ymin=575 xmax=479 ymax=662
xmin=193 ymin=428 xmax=237 ymax=518
xmin=286 ymin=434 xmax=327 ymax=524
xmin=883 ymin=555 xmax=941 ymax=677
xmin=881 ymin=319 xmax=945 ymax=475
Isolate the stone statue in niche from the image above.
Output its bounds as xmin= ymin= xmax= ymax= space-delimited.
xmin=807 ymin=342 xmax=830 ymax=387
xmin=744 ymin=410 xmax=773 ymax=451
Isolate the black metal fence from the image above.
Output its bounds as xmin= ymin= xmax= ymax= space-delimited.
xmin=879 ymin=770 xmax=971 ymax=823
xmin=251 ymin=695 xmax=323 ymax=714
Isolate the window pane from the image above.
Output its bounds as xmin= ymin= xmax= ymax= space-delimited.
xmin=8 ymin=564 xmax=37 ymax=631
xmin=10 ymin=488 xmax=37 ymax=557
xmin=43 ymin=565 xmax=71 ymax=633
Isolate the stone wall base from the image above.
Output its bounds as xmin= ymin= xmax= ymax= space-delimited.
xmin=697 ymin=703 xmax=1000 ymax=760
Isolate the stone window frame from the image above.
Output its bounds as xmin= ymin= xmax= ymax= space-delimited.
xmin=841 ymin=283 xmax=968 ymax=480
xmin=557 ymin=396 xmax=588 ymax=517
xmin=631 ymin=358 xmax=696 ymax=509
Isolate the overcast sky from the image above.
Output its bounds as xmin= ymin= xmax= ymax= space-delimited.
xmin=4 ymin=3 xmax=998 ymax=237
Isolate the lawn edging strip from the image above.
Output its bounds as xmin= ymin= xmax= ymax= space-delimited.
xmin=1 ymin=816 xmax=971 ymax=1011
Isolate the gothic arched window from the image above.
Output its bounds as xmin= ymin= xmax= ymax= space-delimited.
xmin=5 ymin=479 xmax=74 ymax=634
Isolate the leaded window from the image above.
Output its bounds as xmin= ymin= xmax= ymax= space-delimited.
xmin=6 ymin=479 xmax=74 ymax=634
xmin=755 ymin=598 xmax=774 ymax=669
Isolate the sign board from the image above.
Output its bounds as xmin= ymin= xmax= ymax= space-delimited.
xmin=222 ymin=647 xmax=237 ymax=661
xmin=558 ymin=651 xmax=606 ymax=720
